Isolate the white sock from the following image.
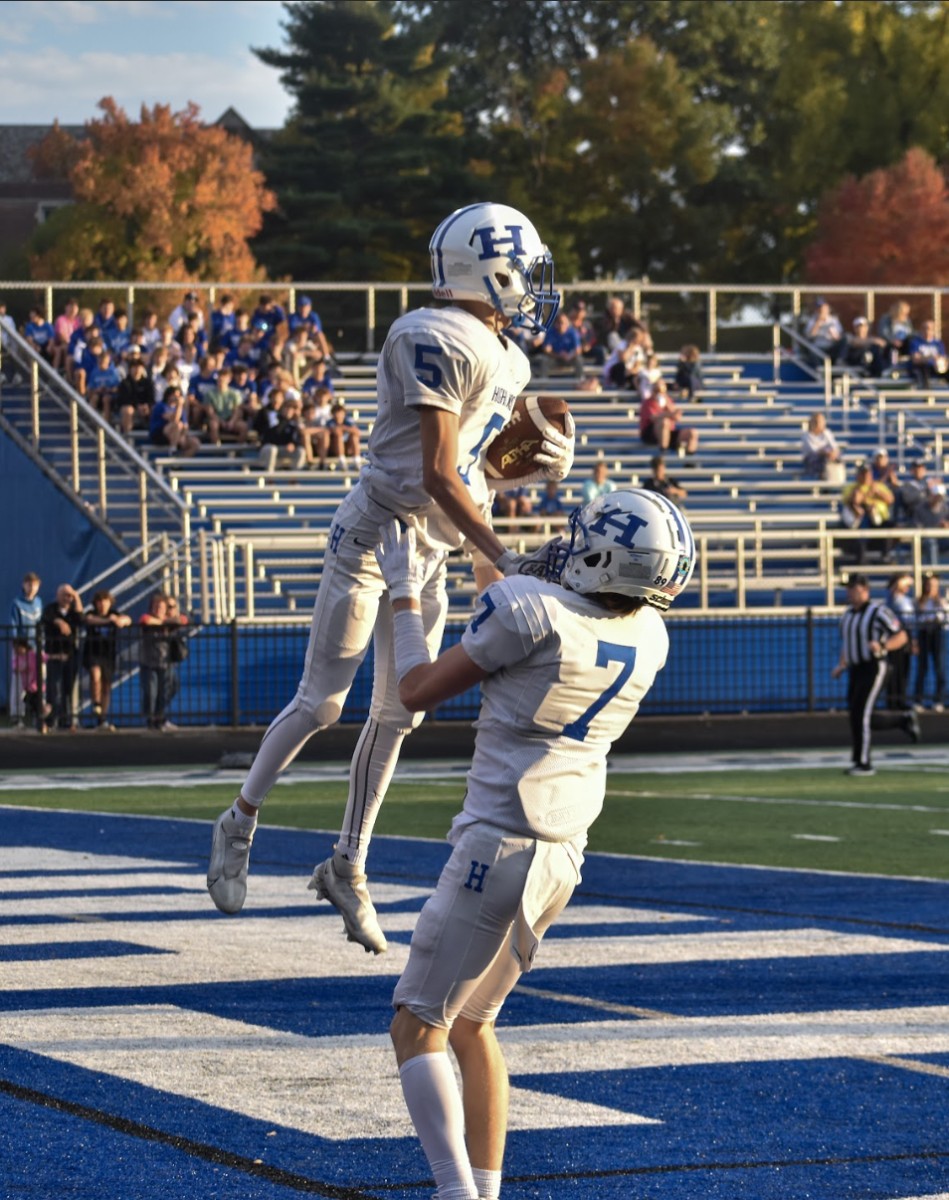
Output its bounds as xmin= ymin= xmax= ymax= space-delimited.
xmin=472 ymin=1167 xmax=501 ymax=1199
xmin=399 ymin=1053 xmax=476 ymax=1200
xmin=335 ymin=719 xmax=404 ymax=867
xmin=229 ymin=803 xmax=258 ymax=832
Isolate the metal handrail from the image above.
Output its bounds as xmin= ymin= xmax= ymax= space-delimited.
xmin=0 ymin=325 xmax=189 ymax=558
xmin=772 ymin=322 xmax=832 ymax=405
xmin=6 ymin=279 xmax=949 ymax=354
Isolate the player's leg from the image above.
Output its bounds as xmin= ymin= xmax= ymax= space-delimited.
xmin=447 ymin=1017 xmax=508 ymax=1193
xmin=312 ymin=557 xmax=448 ymax=951
xmin=208 ymin=508 xmax=384 ymax=914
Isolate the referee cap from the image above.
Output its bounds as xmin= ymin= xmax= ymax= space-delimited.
xmin=845 ymin=573 xmax=869 ymax=589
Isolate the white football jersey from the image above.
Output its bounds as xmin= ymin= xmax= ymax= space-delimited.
xmin=360 ymin=307 xmax=531 ymax=551
xmin=459 ymin=576 xmax=669 ymax=844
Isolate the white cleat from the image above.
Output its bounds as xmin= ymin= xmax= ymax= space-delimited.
xmin=207 ymin=808 xmax=255 ymax=914
xmin=308 ymin=855 xmax=387 ymax=954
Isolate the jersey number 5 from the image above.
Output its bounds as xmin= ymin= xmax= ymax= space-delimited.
xmin=414 ymin=343 xmax=444 ymax=389
xmin=562 ymin=641 xmax=637 ymax=742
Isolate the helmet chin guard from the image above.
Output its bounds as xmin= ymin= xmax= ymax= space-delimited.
xmin=430 ymin=202 xmax=560 ymax=335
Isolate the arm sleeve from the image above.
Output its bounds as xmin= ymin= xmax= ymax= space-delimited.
xmin=462 ymin=580 xmax=552 ymax=674
xmin=875 ymin=605 xmax=902 ymax=638
xmin=388 ymin=328 xmax=474 ymax=417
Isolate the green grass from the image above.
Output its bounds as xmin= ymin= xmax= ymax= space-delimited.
xmin=4 ymin=767 xmax=949 ymax=879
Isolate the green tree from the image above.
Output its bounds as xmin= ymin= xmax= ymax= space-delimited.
xmin=253 ymin=0 xmax=472 ymax=280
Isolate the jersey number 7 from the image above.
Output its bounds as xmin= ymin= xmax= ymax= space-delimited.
xmin=562 ymin=641 xmax=637 ymax=743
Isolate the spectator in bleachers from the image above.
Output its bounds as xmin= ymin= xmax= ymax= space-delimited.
xmin=52 ymin=299 xmax=81 ymax=373
xmin=252 ymin=293 xmax=287 ymax=342
xmin=177 ymin=341 xmax=201 ymax=392
xmin=219 ymin=308 xmax=251 ymax=356
xmin=908 ymin=319 xmax=948 ymax=388
xmin=674 ymin=344 xmax=705 ymax=401
xmin=283 ymin=323 xmax=323 ymax=386
xmin=42 ymin=583 xmax=82 ymax=731
xmin=289 ymin=295 xmax=332 ymax=360
xmin=885 ymin=571 xmax=916 ymax=712
xmin=67 ymin=316 xmax=98 ymax=395
xmin=845 ymin=317 xmax=886 ymax=377
xmin=105 ymin=309 xmax=132 ymax=361
xmin=93 ymin=297 xmax=116 ymax=341
xmin=202 ymin=367 xmax=249 ymax=443
xmin=537 ymin=310 xmax=584 ymax=378
xmin=116 ymin=355 xmax=155 ymax=436
xmin=913 ymin=488 xmax=949 ymax=567
xmin=255 ymin=392 xmax=307 ymax=472
xmin=582 ymin=461 xmax=616 ymax=505
xmin=87 ymin=350 xmax=121 ymax=423
xmin=9 ymin=571 xmax=43 ymax=729
xmin=639 ymin=378 xmax=698 ymax=455
xmin=801 ymin=411 xmax=842 ymax=480
xmin=644 ymin=454 xmax=688 ymax=508
xmin=537 ymin=479 xmax=565 ymax=518
xmin=602 ymin=328 xmax=647 ymax=389
xmin=82 ymin=589 xmax=130 ymax=730
xmin=12 ymin=637 xmax=50 ymax=733
xmin=187 ymin=355 xmax=218 ymax=432
xmin=0 ymin=302 xmax=15 ymax=382
xmin=210 ymin=293 xmax=236 ymax=347
xmin=493 ymin=486 xmax=532 ymax=532
xmin=806 ymin=298 xmax=846 ymax=364
xmin=224 ymin=333 xmax=262 ymax=379
xmin=149 ymin=384 xmax=199 ymax=457
xmin=872 ymin=448 xmax=900 ymax=491
xmin=576 ymin=376 xmax=602 ymax=395
xmin=139 ymin=591 xmax=173 ymax=731
xmin=567 ymin=301 xmax=597 ymax=360
xmin=900 ymin=460 xmax=934 ymax=523
xmin=636 ymin=352 xmax=663 ymax=401
xmin=229 ymin=362 xmax=258 ymax=410
xmin=301 ymin=357 xmax=335 ymax=398
xmin=914 ymin=572 xmax=948 ymax=710
xmin=301 ymin=387 xmax=334 ymax=468
xmin=840 ymin=463 xmax=894 ymax=562
xmin=158 ymin=322 xmax=180 ymax=361
xmin=139 ymin=309 xmax=161 ymax=354
xmin=596 ymin=296 xmax=636 ymax=358
xmin=181 ymin=311 xmax=208 ymax=356
xmin=878 ymin=301 xmax=914 ymax=368
xmin=23 ymin=306 xmax=56 ymax=363
xmin=506 ymin=323 xmax=545 ymax=368
xmin=326 ymin=399 xmax=360 ymax=468
xmin=168 ymin=290 xmax=204 ymax=335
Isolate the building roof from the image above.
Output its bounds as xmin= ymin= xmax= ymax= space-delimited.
xmin=0 ymin=125 xmax=85 ymax=184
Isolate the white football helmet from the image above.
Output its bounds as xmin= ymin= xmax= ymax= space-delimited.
xmin=430 ymin=202 xmax=560 ymax=334
xmin=550 ymin=487 xmax=695 ymax=611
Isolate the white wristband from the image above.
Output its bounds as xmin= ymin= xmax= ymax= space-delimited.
xmin=392 ymin=608 xmax=432 ymax=681
xmin=494 ymin=549 xmax=518 ymax=574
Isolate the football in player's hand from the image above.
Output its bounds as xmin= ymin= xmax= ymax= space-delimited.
xmin=485 ymin=395 xmax=570 ymax=481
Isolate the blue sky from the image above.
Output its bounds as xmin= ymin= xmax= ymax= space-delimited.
xmin=0 ymin=0 xmax=294 ymax=128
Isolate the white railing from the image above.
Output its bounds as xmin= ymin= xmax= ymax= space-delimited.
xmin=0 ymin=324 xmax=189 ymax=556
xmin=5 ymin=280 xmax=949 ymax=354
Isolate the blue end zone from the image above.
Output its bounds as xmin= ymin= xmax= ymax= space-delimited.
xmin=2 ymin=806 xmax=948 ymax=1199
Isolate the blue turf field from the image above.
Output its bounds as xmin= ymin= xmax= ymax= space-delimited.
xmin=1 ymin=805 xmax=948 ymax=1199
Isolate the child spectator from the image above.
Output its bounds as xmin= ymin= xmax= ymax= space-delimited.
xmin=674 ymin=345 xmax=705 ymax=400
xmin=636 ymin=352 xmax=663 ymax=401
xmin=9 ymin=571 xmax=43 ymax=729
xmin=644 ymin=454 xmax=688 ymax=507
xmin=12 ymin=638 xmax=50 ymax=733
xmin=52 ymin=299 xmax=81 ymax=373
xmin=82 ymin=589 xmax=131 ymax=730
xmin=300 ymin=394 xmax=331 ymax=467
xmin=639 ymin=379 xmax=699 ymax=455
xmin=23 ymin=306 xmax=56 ymax=362
xmin=583 ymin=461 xmax=616 ymax=504
xmin=326 ymin=400 xmax=360 ymax=468
xmin=149 ymin=385 xmax=200 ymax=457
xmin=603 ymin=328 xmax=647 ymax=389
xmin=202 ymin=367 xmax=248 ymax=443
xmin=87 ymin=350 xmax=121 ymax=423
xmin=116 ymin=356 xmax=155 ymax=436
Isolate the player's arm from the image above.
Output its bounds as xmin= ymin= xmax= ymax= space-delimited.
xmin=418 ymin=405 xmax=508 ymax=569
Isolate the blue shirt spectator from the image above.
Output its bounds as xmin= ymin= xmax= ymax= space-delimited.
xmin=251 ymin=295 xmax=286 ymax=340
xmin=543 ymin=322 xmax=582 ymax=357
xmin=24 ymin=313 xmax=55 ymax=350
xmin=11 ymin=573 xmax=43 ymax=634
xmin=189 ymin=363 xmax=219 ymax=404
xmin=289 ymin=297 xmax=322 ymax=335
xmin=88 ymin=363 xmax=121 ymax=392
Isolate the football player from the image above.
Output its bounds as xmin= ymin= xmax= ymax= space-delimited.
xmin=208 ymin=203 xmax=576 ymax=952
xmin=374 ymin=487 xmax=694 ymax=1200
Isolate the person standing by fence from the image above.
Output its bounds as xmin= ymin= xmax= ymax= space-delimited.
xmin=914 ymin=573 xmax=948 ymax=712
xmin=832 ymin=574 xmax=921 ymax=776
xmin=9 ymin=572 xmax=42 ymax=728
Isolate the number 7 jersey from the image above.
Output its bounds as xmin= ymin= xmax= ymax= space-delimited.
xmin=459 ymin=575 xmax=669 ymax=843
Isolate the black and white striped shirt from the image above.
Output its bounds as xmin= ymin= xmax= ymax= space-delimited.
xmin=840 ymin=601 xmax=901 ymax=666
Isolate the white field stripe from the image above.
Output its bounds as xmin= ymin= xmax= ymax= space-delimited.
xmin=792 ymin=834 xmax=841 ymax=842
xmin=607 ymin=789 xmax=949 ymax=814
xmin=0 ymin=1006 xmax=660 ymax=1138
xmin=858 ymin=1055 xmax=949 ymax=1081
xmin=4 ymin=1005 xmax=949 ymax=1142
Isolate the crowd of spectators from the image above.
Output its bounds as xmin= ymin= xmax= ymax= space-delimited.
xmin=7 ymin=572 xmax=189 ymax=732
xmin=803 ymin=298 xmax=949 ymax=386
xmin=837 ymin=453 xmax=949 ymax=565
xmin=6 ymin=289 xmax=349 ymax=471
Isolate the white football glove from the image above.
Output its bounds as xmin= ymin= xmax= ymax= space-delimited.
xmin=496 ymin=537 xmax=565 ymax=579
xmin=500 ymin=413 xmax=575 ymax=491
xmin=375 ymin=521 xmax=430 ymax=603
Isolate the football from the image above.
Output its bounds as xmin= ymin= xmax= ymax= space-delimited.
xmin=484 ymin=395 xmax=570 ymax=481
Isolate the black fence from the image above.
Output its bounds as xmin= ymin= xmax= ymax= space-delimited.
xmin=3 ymin=612 xmax=925 ymax=733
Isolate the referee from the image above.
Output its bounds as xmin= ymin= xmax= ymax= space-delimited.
xmin=832 ymin=574 xmax=921 ymax=776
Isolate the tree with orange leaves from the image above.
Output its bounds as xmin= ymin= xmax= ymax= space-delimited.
xmin=28 ymin=98 xmax=276 ymax=283
xmin=804 ymin=149 xmax=949 ymax=288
